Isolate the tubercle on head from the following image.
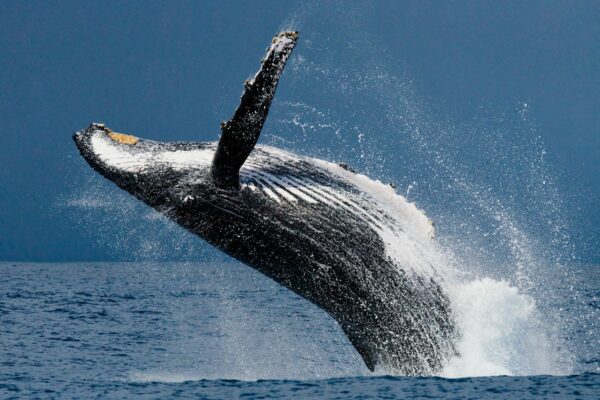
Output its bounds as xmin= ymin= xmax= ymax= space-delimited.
xmin=271 ymin=31 xmax=299 ymax=43
xmin=90 ymin=122 xmax=139 ymax=145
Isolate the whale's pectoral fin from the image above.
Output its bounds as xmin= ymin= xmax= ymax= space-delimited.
xmin=211 ymin=31 xmax=299 ymax=189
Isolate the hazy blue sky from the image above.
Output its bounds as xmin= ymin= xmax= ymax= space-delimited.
xmin=1 ymin=1 xmax=598 ymax=263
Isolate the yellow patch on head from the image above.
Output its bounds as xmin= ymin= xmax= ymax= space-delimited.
xmin=108 ymin=132 xmax=139 ymax=145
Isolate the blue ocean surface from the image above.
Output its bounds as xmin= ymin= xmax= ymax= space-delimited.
xmin=1 ymin=262 xmax=598 ymax=399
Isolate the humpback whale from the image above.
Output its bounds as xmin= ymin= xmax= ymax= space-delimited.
xmin=73 ymin=31 xmax=456 ymax=375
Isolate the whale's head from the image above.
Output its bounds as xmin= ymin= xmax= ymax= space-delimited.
xmin=73 ymin=123 xmax=217 ymax=209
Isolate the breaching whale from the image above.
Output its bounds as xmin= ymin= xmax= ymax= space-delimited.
xmin=73 ymin=31 xmax=456 ymax=375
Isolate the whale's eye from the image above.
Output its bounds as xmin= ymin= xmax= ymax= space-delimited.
xmin=108 ymin=132 xmax=139 ymax=145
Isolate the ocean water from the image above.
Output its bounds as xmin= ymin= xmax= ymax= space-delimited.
xmin=1 ymin=261 xmax=598 ymax=399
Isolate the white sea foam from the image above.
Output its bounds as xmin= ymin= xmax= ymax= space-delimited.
xmin=442 ymin=278 xmax=564 ymax=377
xmin=129 ymin=371 xmax=204 ymax=383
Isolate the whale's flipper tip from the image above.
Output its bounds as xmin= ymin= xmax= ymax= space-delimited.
xmin=211 ymin=31 xmax=299 ymax=189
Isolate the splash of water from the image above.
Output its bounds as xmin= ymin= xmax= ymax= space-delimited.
xmin=56 ymin=181 xmax=212 ymax=262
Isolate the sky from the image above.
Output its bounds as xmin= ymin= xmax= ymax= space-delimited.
xmin=0 ymin=0 xmax=598 ymax=263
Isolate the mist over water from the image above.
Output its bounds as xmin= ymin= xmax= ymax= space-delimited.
xmin=57 ymin=2 xmax=599 ymax=382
